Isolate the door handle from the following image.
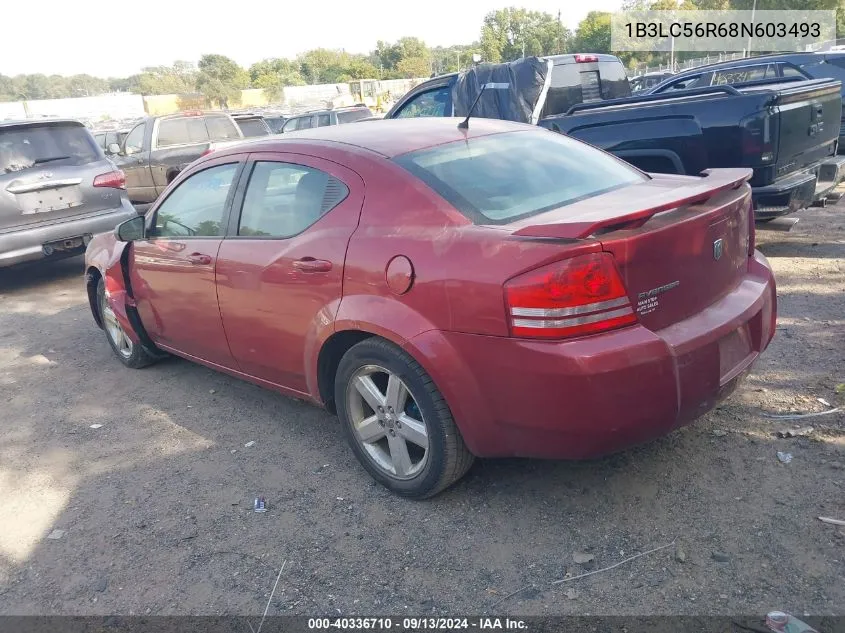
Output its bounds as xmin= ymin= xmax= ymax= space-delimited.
xmin=292 ymin=257 xmax=332 ymax=272
xmin=188 ymin=252 xmax=212 ymax=265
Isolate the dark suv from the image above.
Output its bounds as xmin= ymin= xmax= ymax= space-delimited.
xmin=0 ymin=119 xmax=137 ymax=267
xmin=281 ymin=106 xmax=373 ymax=132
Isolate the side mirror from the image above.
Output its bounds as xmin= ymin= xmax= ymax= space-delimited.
xmin=115 ymin=215 xmax=145 ymax=242
xmin=107 ymin=143 xmax=121 ymax=155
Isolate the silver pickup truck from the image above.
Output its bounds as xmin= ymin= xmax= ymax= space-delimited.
xmin=111 ymin=111 xmax=243 ymax=204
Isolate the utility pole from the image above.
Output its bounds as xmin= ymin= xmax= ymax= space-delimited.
xmin=558 ymin=9 xmax=563 ymax=54
xmin=747 ymin=0 xmax=757 ymax=57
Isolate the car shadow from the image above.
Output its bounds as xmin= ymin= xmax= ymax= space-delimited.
xmin=0 ymin=255 xmax=84 ymax=292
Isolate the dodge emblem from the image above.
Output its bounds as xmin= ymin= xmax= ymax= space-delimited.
xmin=713 ymin=238 xmax=724 ymax=261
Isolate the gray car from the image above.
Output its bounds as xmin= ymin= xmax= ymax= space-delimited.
xmin=0 ymin=119 xmax=138 ymax=268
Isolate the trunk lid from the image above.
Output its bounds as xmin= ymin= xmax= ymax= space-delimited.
xmin=0 ymin=121 xmax=121 ymax=232
xmin=509 ymin=170 xmax=753 ymax=331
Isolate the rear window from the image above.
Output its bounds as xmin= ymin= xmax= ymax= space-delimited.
xmin=337 ymin=109 xmax=371 ymax=124
xmin=236 ymin=118 xmax=270 ymax=137
xmin=0 ymin=124 xmax=100 ymax=174
xmin=394 ymin=130 xmax=646 ymax=224
xmin=542 ymin=61 xmax=631 ymax=116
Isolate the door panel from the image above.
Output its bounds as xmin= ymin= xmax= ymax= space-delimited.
xmin=216 ymin=153 xmax=364 ymax=392
xmin=118 ymin=122 xmax=156 ymax=203
xmin=130 ymin=160 xmax=241 ymax=366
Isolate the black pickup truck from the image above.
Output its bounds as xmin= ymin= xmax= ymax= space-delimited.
xmin=387 ymin=58 xmax=845 ymax=220
xmin=112 ymin=111 xmax=243 ymax=204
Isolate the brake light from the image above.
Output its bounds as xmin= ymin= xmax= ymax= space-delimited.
xmin=93 ymin=170 xmax=126 ymax=189
xmin=504 ymin=253 xmax=637 ymax=339
xmin=201 ymin=147 xmax=215 ymax=157
xmin=575 ymin=54 xmax=599 ymax=63
xmin=740 ymin=113 xmax=773 ymax=162
xmin=748 ymin=199 xmax=756 ymax=256
xmin=182 ymin=110 xmax=204 ymax=117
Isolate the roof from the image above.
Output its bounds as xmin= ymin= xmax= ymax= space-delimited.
xmin=217 ymin=117 xmax=534 ymax=158
xmin=0 ymin=118 xmax=85 ymax=129
xmin=289 ymin=105 xmax=372 ymax=117
xmin=671 ymin=51 xmax=845 ymax=76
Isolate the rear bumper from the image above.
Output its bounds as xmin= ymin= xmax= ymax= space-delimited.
xmin=0 ymin=200 xmax=138 ymax=267
xmin=405 ymin=252 xmax=776 ymax=459
xmin=752 ymin=155 xmax=845 ymax=219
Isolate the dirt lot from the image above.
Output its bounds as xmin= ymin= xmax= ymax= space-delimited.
xmin=0 ymin=204 xmax=843 ymax=617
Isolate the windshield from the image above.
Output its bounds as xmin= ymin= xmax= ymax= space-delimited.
xmin=394 ymin=130 xmax=646 ymax=224
xmin=0 ymin=124 xmax=100 ymax=174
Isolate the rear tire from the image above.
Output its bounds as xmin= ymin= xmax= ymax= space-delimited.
xmin=335 ymin=338 xmax=474 ymax=498
xmin=97 ymin=278 xmax=157 ymax=369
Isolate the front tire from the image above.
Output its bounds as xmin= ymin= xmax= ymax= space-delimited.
xmin=97 ymin=278 xmax=157 ymax=369
xmin=335 ymin=338 xmax=474 ymax=498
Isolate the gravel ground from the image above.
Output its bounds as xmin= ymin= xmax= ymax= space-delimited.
xmin=0 ymin=204 xmax=843 ymax=617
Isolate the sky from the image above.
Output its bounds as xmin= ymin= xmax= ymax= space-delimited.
xmin=1 ymin=0 xmax=623 ymax=77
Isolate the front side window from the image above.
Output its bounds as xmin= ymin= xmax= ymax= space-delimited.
xmin=394 ymin=88 xmax=449 ymax=118
xmin=124 ymin=123 xmax=145 ymax=154
xmin=394 ymin=130 xmax=646 ymax=224
xmin=153 ymin=163 xmax=238 ymax=238
xmin=237 ymin=161 xmax=348 ymax=238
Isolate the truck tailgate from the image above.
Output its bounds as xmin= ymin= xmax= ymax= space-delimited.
xmin=742 ymin=79 xmax=841 ymax=178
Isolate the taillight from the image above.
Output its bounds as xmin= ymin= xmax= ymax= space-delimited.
xmin=504 ymin=253 xmax=638 ymax=339
xmin=740 ymin=113 xmax=773 ymax=163
xmin=201 ymin=147 xmax=215 ymax=157
xmin=574 ymin=54 xmax=599 ymax=63
xmin=93 ymin=170 xmax=125 ymax=189
xmin=747 ymin=199 xmax=756 ymax=256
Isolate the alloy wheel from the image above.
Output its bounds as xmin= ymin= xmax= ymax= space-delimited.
xmin=100 ymin=294 xmax=133 ymax=359
xmin=345 ymin=365 xmax=430 ymax=480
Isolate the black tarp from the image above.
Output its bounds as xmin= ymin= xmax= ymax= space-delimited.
xmin=450 ymin=57 xmax=552 ymax=125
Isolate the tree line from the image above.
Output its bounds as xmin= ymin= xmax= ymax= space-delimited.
xmin=1 ymin=0 xmax=842 ymax=105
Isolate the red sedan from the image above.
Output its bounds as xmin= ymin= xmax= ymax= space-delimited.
xmin=84 ymin=118 xmax=776 ymax=498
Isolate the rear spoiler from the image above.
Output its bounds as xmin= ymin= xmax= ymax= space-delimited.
xmin=512 ymin=168 xmax=752 ymax=240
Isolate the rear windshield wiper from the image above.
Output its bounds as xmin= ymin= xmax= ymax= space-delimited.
xmin=33 ymin=155 xmax=71 ymax=165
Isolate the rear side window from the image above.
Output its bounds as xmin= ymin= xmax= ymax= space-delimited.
xmin=236 ymin=119 xmax=270 ymax=137
xmin=394 ymin=130 xmax=645 ymax=224
xmin=337 ymin=109 xmax=371 ymax=124
xmin=317 ymin=114 xmax=331 ymax=127
xmin=206 ymin=116 xmax=241 ymax=141
xmin=712 ymin=64 xmax=774 ymax=85
xmin=0 ymin=124 xmax=100 ymax=174
xmin=237 ymin=161 xmax=348 ymax=237
xmin=157 ymin=117 xmax=209 ymax=147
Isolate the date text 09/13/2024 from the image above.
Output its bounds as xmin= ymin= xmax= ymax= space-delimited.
xmin=307 ymin=617 xmax=528 ymax=630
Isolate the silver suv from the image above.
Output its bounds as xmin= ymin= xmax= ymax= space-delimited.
xmin=0 ymin=119 xmax=137 ymax=267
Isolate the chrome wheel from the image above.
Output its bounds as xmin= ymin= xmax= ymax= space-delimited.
xmin=100 ymin=293 xmax=133 ymax=359
xmin=346 ymin=365 xmax=429 ymax=480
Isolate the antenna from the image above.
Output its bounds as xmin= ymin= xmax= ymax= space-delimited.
xmin=458 ymin=83 xmax=502 ymax=130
